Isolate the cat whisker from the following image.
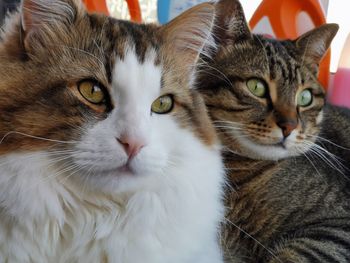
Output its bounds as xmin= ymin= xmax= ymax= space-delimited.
xmin=0 ymin=150 xmax=75 ymax=169
xmin=299 ymin=149 xmax=322 ymax=177
xmin=224 ymin=218 xmax=283 ymax=263
xmin=255 ymin=36 xmax=270 ymax=76
xmin=93 ymin=39 xmax=104 ymax=59
xmin=306 ymin=134 xmax=350 ymax=151
xmin=80 ymin=164 xmax=95 ymax=196
xmin=197 ymin=58 xmax=233 ymax=87
xmin=195 ymin=67 xmax=233 ymax=88
xmin=47 ymin=44 xmax=105 ymax=68
xmin=22 ymin=161 xmax=80 ymax=193
xmin=222 ymin=146 xmax=242 ymax=155
xmin=304 ymin=139 xmax=347 ymax=167
xmin=299 ymin=36 xmax=311 ymax=73
xmin=213 ymin=120 xmax=244 ymax=127
xmin=299 ymin=141 xmax=349 ymax=181
xmin=214 ymin=125 xmax=244 ymax=131
xmin=59 ymin=163 xmax=89 ymax=186
xmin=303 ymin=141 xmax=350 ymax=177
xmin=0 ymin=131 xmax=77 ymax=145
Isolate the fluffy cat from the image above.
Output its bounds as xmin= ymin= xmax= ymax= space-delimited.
xmin=197 ymin=0 xmax=350 ymax=262
xmin=0 ymin=0 xmax=225 ymax=262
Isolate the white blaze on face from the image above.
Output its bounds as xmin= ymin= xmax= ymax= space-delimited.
xmin=110 ymin=50 xmax=162 ymax=150
xmin=71 ymin=49 xmax=168 ymax=190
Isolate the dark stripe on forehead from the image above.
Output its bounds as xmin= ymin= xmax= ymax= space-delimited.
xmin=264 ymin=41 xmax=277 ymax=80
xmin=263 ymin=38 xmax=301 ymax=88
xmin=84 ymin=15 xmax=161 ymax=82
xmin=110 ymin=20 xmax=160 ymax=64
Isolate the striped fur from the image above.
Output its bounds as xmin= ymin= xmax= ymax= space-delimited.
xmin=197 ymin=0 xmax=350 ymax=262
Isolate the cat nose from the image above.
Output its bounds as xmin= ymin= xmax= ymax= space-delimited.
xmin=274 ymin=108 xmax=298 ymax=138
xmin=277 ymin=120 xmax=298 ymax=138
xmin=117 ymin=136 xmax=145 ymax=158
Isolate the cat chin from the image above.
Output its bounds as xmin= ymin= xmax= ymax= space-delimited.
xmin=72 ymin=171 xmax=153 ymax=194
xmin=69 ymin=150 xmax=168 ymax=194
xmin=235 ymin=136 xmax=301 ymax=161
xmin=70 ymin=163 xmax=165 ymax=194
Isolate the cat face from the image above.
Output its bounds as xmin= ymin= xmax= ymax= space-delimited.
xmin=198 ymin=0 xmax=338 ymax=160
xmin=0 ymin=0 xmax=217 ymax=193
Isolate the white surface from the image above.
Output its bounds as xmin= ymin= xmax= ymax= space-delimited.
xmin=296 ymin=11 xmax=315 ymax=35
xmin=251 ymin=16 xmax=275 ymax=37
xmin=338 ymin=33 xmax=350 ymax=69
xmin=327 ymin=1 xmax=350 ymax=72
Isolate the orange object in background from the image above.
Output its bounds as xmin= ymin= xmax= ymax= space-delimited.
xmin=249 ymin=0 xmax=331 ymax=89
xmin=83 ymin=0 xmax=142 ymax=23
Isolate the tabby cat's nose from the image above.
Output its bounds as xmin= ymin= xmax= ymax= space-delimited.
xmin=277 ymin=120 xmax=298 ymax=138
xmin=117 ymin=136 xmax=145 ymax=158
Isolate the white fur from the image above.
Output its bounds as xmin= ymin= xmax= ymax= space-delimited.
xmin=232 ymin=128 xmax=312 ymax=161
xmin=316 ymin=110 xmax=324 ymax=125
xmin=0 ymin=51 xmax=224 ymax=262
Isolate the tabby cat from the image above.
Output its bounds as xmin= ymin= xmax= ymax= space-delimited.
xmin=0 ymin=0 xmax=225 ymax=262
xmin=198 ymin=0 xmax=350 ymax=262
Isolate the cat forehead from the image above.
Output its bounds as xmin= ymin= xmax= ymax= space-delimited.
xmin=104 ymin=18 xmax=161 ymax=61
xmin=75 ymin=15 xmax=162 ymax=71
xmin=111 ymin=49 xmax=162 ymax=102
xmin=219 ymin=36 xmax=308 ymax=82
xmin=49 ymin=14 xmax=165 ymax=88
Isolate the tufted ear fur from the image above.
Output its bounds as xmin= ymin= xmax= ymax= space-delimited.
xmin=161 ymin=3 xmax=216 ymax=72
xmin=21 ymin=0 xmax=85 ymax=51
xmin=214 ymin=0 xmax=252 ymax=46
xmin=295 ymin=23 xmax=339 ymax=73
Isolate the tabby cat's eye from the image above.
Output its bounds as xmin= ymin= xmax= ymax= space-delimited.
xmin=297 ymin=89 xmax=313 ymax=107
xmin=78 ymin=80 xmax=105 ymax=104
xmin=151 ymin=95 xmax=174 ymax=114
xmin=246 ymin=78 xmax=266 ymax=97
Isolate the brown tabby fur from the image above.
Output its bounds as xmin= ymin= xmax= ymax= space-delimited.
xmin=0 ymin=0 xmax=217 ymax=157
xmin=198 ymin=0 xmax=350 ymax=262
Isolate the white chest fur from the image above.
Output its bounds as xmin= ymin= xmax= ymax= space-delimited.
xmin=0 ymin=141 xmax=224 ymax=263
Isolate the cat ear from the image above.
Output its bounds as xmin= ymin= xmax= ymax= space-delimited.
xmin=161 ymin=3 xmax=216 ymax=69
xmin=214 ymin=0 xmax=252 ymax=45
xmin=295 ymin=23 xmax=339 ymax=70
xmin=21 ymin=0 xmax=84 ymax=48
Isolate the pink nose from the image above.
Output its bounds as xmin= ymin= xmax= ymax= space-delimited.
xmin=117 ymin=136 xmax=145 ymax=158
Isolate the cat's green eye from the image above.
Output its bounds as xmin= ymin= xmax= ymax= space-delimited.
xmin=151 ymin=95 xmax=174 ymax=114
xmin=297 ymin=89 xmax=313 ymax=107
xmin=78 ymin=80 xmax=105 ymax=104
xmin=246 ymin=78 xmax=266 ymax=97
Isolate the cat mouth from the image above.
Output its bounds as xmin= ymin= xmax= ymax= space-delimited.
xmin=117 ymin=164 xmax=134 ymax=174
xmin=254 ymin=139 xmax=287 ymax=149
xmin=273 ymin=141 xmax=287 ymax=149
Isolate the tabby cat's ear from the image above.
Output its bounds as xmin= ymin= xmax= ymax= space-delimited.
xmin=161 ymin=3 xmax=215 ymax=69
xmin=295 ymin=23 xmax=339 ymax=72
xmin=21 ymin=0 xmax=84 ymax=49
xmin=214 ymin=0 xmax=252 ymax=45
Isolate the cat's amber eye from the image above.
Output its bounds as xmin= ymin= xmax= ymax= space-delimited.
xmin=151 ymin=95 xmax=174 ymax=114
xmin=297 ymin=89 xmax=313 ymax=107
xmin=246 ymin=78 xmax=266 ymax=98
xmin=78 ymin=80 xmax=105 ymax=104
